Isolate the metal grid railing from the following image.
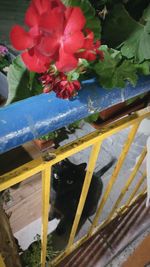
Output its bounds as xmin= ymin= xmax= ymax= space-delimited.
xmin=0 ymin=107 xmax=149 ymax=267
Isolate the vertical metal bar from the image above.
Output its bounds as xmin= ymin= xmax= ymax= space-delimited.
xmin=106 ymin=147 xmax=147 ymax=221
xmin=88 ymin=122 xmax=140 ymax=236
xmin=0 ymin=255 xmax=6 ymax=267
xmin=66 ymin=140 xmax=102 ymax=250
xmin=125 ymin=172 xmax=146 ymax=207
xmin=41 ymin=166 xmax=51 ymax=267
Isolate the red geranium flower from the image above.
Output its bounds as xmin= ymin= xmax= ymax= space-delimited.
xmin=53 ymin=79 xmax=81 ymax=99
xmin=76 ymin=29 xmax=104 ymax=61
xmin=10 ymin=0 xmax=86 ymax=73
xmin=40 ymin=72 xmax=81 ymax=99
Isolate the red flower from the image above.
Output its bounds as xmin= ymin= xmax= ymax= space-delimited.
xmin=40 ymin=71 xmax=81 ymax=99
xmin=76 ymin=29 xmax=104 ymax=61
xmin=53 ymin=79 xmax=81 ymax=99
xmin=10 ymin=0 xmax=86 ymax=73
xmin=39 ymin=71 xmax=56 ymax=92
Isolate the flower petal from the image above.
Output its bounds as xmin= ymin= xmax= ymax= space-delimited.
xmin=32 ymin=0 xmax=51 ymax=15
xmin=10 ymin=25 xmax=34 ymax=50
xmin=65 ymin=7 xmax=86 ymax=34
xmin=51 ymin=0 xmax=66 ymax=11
xmin=25 ymin=4 xmax=39 ymax=27
xmin=56 ymin=47 xmax=78 ymax=72
xmin=22 ymin=49 xmax=51 ymax=73
xmin=77 ymin=50 xmax=96 ymax=61
xmin=63 ymin=31 xmax=84 ymax=54
xmin=36 ymin=36 xmax=59 ymax=56
xmin=83 ymin=29 xmax=95 ymax=50
xmin=39 ymin=8 xmax=64 ymax=34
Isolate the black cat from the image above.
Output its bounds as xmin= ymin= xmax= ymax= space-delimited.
xmin=49 ymin=158 xmax=116 ymax=235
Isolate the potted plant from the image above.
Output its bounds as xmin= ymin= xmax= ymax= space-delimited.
xmin=33 ymin=120 xmax=81 ymax=150
xmin=33 ymin=132 xmax=57 ymax=151
xmin=0 ymin=0 xmax=149 ymax=130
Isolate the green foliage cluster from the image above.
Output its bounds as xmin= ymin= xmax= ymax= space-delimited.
xmin=21 ymin=234 xmax=59 ymax=267
xmin=6 ymin=0 xmax=150 ymax=104
xmin=0 ymin=57 xmax=9 ymax=71
xmin=6 ymin=56 xmax=42 ymax=105
xmin=90 ymin=0 xmax=150 ymax=88
xmin=39 ymin=120 xmax=81 ymax=142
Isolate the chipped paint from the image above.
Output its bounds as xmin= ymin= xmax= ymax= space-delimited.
xmin=0 ymin=76 xmax=150 ymax=154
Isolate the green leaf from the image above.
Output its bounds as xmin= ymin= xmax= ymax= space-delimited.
xmin=84 ymin=112 xmax=99 ymax=123
xmin=142 ymin=4 xmax=150 ymax=22
xmin=135 ymin=61 xmax=150 ymax=75
xmin=103 ymin=4 xmax=140 ymax=47
xmin=120 ymin=21 xmax=150 ymax=62
xmin=29 ymin=71 xmax=36 ymax=90
xmin=6 ymin=56 xmax=43 ymax=105
xmin=67 ymin=71 xmax=79 ymax=81
xmin=39 ymin=131 xmax=57 ymax=141
xmin=62 ymin=0 xmax=101 ymax=40
xmin=103 ymin=4 xmax=150 ymax=62
xmin=80 ymin=59 xmax=89 ymax=67
xmin=6 ymin=56 xmax=32 ymax=105
xmin=0 ymin=57 xmax=9 ymax=71
xmin=93 ymin=47 xmax=138 ymax=88
xmin=126 ymin=92 xmax=147 ymax=105
xmin=68 ymin=120 xmax=81 ymax=129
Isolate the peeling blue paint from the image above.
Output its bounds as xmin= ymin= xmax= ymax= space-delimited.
xmin=0 ymin=75 xmax=150 ymax=154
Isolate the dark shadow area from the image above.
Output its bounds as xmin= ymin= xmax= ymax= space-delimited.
xmin=0 ymin=146 xmax=32 ymax=175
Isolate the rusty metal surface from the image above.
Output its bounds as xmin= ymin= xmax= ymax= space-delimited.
xmin=56 ymin=195 xmax=150 ymax=267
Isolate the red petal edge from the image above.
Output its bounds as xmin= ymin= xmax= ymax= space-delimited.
xmin=10 ymin=25 xmax=34 ymax=50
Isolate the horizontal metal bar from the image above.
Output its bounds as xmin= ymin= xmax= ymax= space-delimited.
xmin=1 ymin=76 xmax=150 ymax=154
xmin=0 ymin=157 xmax=44 ymax=191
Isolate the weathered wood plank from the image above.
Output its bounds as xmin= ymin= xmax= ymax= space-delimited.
xmin=4 ymin=173 xmax=42 ymax=233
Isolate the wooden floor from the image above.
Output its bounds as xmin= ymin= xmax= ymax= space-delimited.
xmin=4 ymin=173 xmax=42 ymax=233
xmin=3 ymin=141 xmax=43 ymax=233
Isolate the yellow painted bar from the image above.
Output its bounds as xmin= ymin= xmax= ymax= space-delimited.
xmin=125 ymin=172 xmax=146 ymax=208
xmin=66 ymin=140 xmax=102 ymax=250
xmin=88 ymin=122 xmax=140 ymax=236
xmin=0 ymin=108 xmax=149 ymax=192
xmin=0 ymin=158 xmax=44 ymax=191
xmin=106 ymin=147 xmax=147 ymax=221
xmin=0 ymin=108 xmax=149 ymax=267
xmin=52 ymin=185 xmax=148 ymax=266
xmin=47 ymin=109 xmax=150 ymax=167
xmin=51 ymin=189 xmax=148 ymax=267
xmin=0 ymin=255 xmax=6 ymax=267
xmin=119 ymin=187 xmax=147 ymax=216
xmin=41 ymin=166 xmax=51 ymax=267
xmin=90 ymin=189 xmax=147 ymax=238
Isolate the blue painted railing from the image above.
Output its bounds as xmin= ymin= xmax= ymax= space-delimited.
xmin=0 ymin=76 xmax=150 ymax=154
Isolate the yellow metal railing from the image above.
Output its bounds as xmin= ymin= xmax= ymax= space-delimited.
xmin=0 ymin=107 xmax=149 ymax=267
xmin=0 ymin=255 xmax=6 ymax=267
